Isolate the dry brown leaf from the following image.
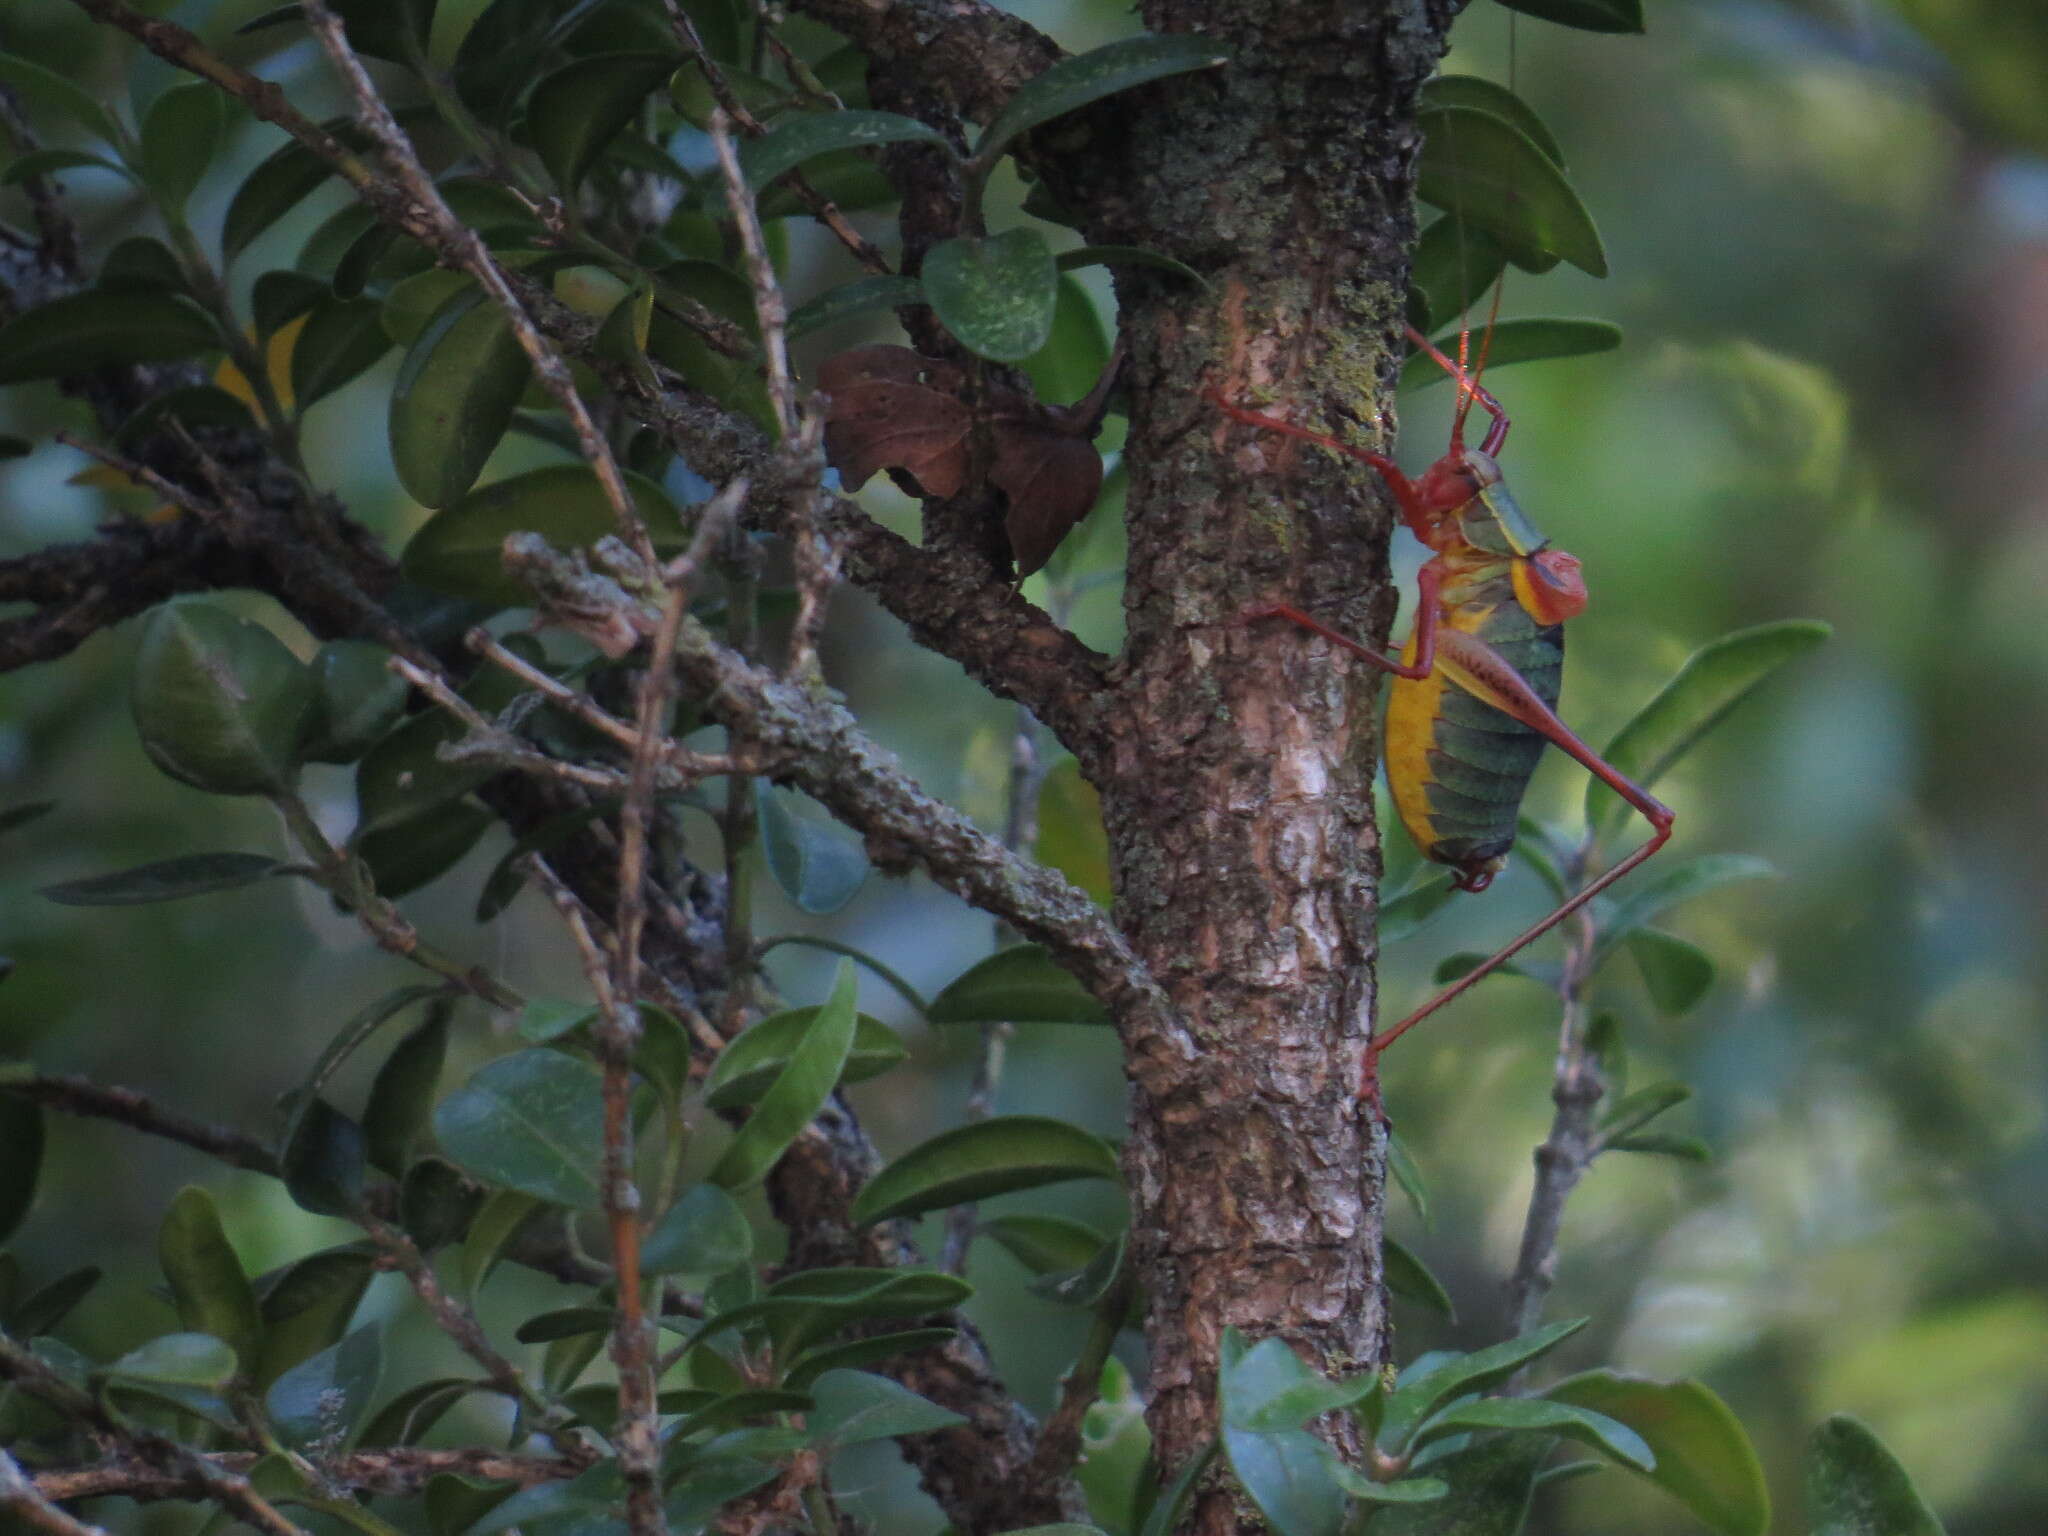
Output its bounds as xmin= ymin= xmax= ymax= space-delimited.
xmin=817 ymin=344 xmax=1108 ymax=577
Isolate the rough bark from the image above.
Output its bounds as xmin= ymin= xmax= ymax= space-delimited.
xmin=1071 ymin=1 xmax=1460 ymax=1516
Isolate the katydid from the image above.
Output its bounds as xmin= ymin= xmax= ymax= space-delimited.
xmin=1213 ymin=324 xmax=1672 ymax=1103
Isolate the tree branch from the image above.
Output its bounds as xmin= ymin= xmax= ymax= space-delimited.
xmin=3 ymin=1074 xmax=277 ymax=1174
xmin=784 ymin=0 xmax=1063 ymax=126
xmin=32 ymin=1448 xmax=582 ymax=1504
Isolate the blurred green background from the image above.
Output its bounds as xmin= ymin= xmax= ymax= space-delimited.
xmin=2 ymin=1 xmax=2045 ymax=1533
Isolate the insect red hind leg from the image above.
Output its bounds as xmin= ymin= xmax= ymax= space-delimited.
xmin=1362 ymin=626 xmax=1674 ymax=1099
xmin=1240 ymin=563 xmax=1446 ymax=682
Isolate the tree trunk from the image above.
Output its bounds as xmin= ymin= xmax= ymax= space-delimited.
xmin=1079 ymin=2 xmax=1457 ymax=1518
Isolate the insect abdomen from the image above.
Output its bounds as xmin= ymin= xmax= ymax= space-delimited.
xmin=1386 ymin=601 xmax=1563 ymax=877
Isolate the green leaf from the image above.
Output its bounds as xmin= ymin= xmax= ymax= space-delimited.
xmin=1409 ymin=216 xmax=1510 ymax=333
xmin=400 ymin=1157 xmax=483 ymax=1253
xmin=281 ymin=1095 xmax=367 ymax=1216
xmin=1387 ymin=1130 xmax=1431 ymax=1228
xmin=354 ymin=800 xmax=495 ymax=898
xmin=159 ymin=1186 xmax=264 ymax=1371
xmin=470 ymin=1461 xmax=621 ymax=1536
xmin=979 ymin=1213 xmax=1106 ymax=1275
xmin=702 ymin=1006 xmax=905 ymax=1109
xmin=1417 ymin=106 xmax=1607 ymax=277
xmin=1587 ymin=620 xmax=1831 ymax=840
xmin=512 ymin=1305 xmax=609 ymax=1344
xmin=301 ymin=641 xmax=408 ymax=765
xmin=1385 ymin=1238 xmax=1456 ymax=1321
xmin=0 ymin=51 xmax=125 ymax=146
xmin=787 ymin=275 xmax=925 ymax=340
xmin=1378 ymin=1318 xmax=1588 ymax=1454
xmin=0 ymin=800 xmax=55 ymax=838
xmin=1492 ymin=0 xmax=1645 ymax=35
xmin=1546 ymin=1371 xmax=1769 ymax=1536
xmin=138 ymin=81 xmax=227 ymax=213
xmin=459 ymin=1188 xmax=539 ymax=1295
xmin=401 ymin=462 xmax=689 ymax=604
xmin=266 ymin=1323 xmax=382 ymax=1451
xmin=754 ymin=783 xmax=869 ymax=915
xmin=1221 ymin=1416 xmax=1347 ymax=1534
xmin=1055 ymin=243 xmax=1208 ymax=290
xmin=434 ymin=1050 xmax=606 ymax=1208
xmin=1596 ymin=854 xmax=1777 ymax=958
xmin=115 ymin=386 xmax=256 ymax=448
xmin=1806 ymin=1414 xmax=1946 ymax=1536
xmin=1402 ymin=317 xmax=1621 ymax=389
xmin=783 ymin=1327 xmax=956 ymax=1391
xmin=529 ymin=52 xmax=680 ymax=194
xmin=364 ymin=1004 xmax=453 ymax=1176
xmin=926 ymin=944 xmax=1110 ymax=1026
xmin=1586 ymin=1010 xmax=1627 ymax=1099
xmin=1606 ymin=1132 xmax=1712 ymax=1162
xmin=388 ymin=283 xmax=532 ymax=508
xmin=1316 ymin=1456 xmax=1448 ymax=1504
xmin=1415 ymin=1397 xmax=1653 ymax=1471
xmin=804 ymin=1368 xmax=966 ymax=1448
xmin=1420 ymin=76 xmax=1565 ymax=165
xmin=291 ymin=297 xmax=394 ymax=414
xmin=0 ymin=1096 xmax=42 ymax=1244
xmin=225 ymin=122 xmax=363 ymax=262
xmin=684 ymin=1268 xmax=972 ymax=1358
xmin=1367 ymin=1434 xmax=1550 ymax=1536
xmin=923 ymin=229 xmax=1060 ymax=362
xmin=709 ymin=961 xmax=859 ymax=1191
xmin=1 ymin=149 xmax=133 ymax=186
xmin=642 ymin=1183 xmax=754 ymax=1275
xmin=1028 ymin=1230 xmax=1127 ymax=1310
xmin=1379 ymin=871 xmax=1458 ymax=945
xmin=254 ymin=1246 xmax=375 ymax=1388
xmin=663 ymin=1458 xmax=779 ymax=1529
xmin=131 ymin=601 xmax=313 ymax=797
xmin=0 ymin=290 xmax=218 ymax=384
xmin=851 ymin=1115 xmax=1120 ymax=1226
xmin=975 ymin=33 xmax=1231 ymax=165
xmin=361 ymin=1378 xmax=476 ymax=1450
xmin=253 ymin=271 xmax=330 ymax=337
xmin=7 ymin=1266 xmax=100 ymax=1339
xmin=102 ymin=1331 xmax=237 ymax=1391
xmin=1625 ymin=929 xmax=1717 ymax=1016
xmin=737 ymin=108 xmax=951 ymax=190
xmin=352 ymin=638 xmax=535 ymax=834
xmin=1598 ymin=1080 xmax=1691 ymax=1140
xmin=100 ymin=236 xmax=191 ymax=296
xmin=1139 ymin=1441 xmax=1218 ymax=1536
xmin=1223 ymin=1339 xmax=1374 ymax=1436
xmin=40 ymin=853 xmax=286 ymax=906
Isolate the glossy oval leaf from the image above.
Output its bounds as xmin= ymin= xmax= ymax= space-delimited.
xmin=130 ymin=601 xmax=313 ymax=797
xmin=787 ymin=274 xmax=925 ymax=340
xmin=979 ymin=1212 xmax=1106 ymax=1275
xmin=1547 ymin=1371 xmax=1769 ymax=1536
xmin=1419 ymin=76 xmax=1565 ymax=166
xmin=0 ymin=290 xmax=218 ymax=384
xmin=103 ymin=1331 xmax=238 ymax=1392
xmin=399 ymin=1158 xmax=484 ymax=1253
xmin=923 ymin=229 xmax=1059 ymax=362
xmin=139 ymin=81 xmax=227 ymax=213
xmin=279 ymin=1096 xmax=367 ymax=1216
xmin=1055 ymin=243 xmax=1208 ymax=286
xmin=362 ymin=1004 xmax=452 ymax=1176
xmin=1409 ymin=215 xmax=1510 ymax=334
xmin=804 ymin=1368 xmax=967 ymax=1449
xmin=754 ymin=783 xmax=869 ymax=915
xmin=1 ymin=148 xmax=132 ymax=186
xmin=254 ymin=1246 xmax=376 ymax=1388
xmin=266 ymin=1323 xmax=382 ymax=1451
xmin=708 ymin=961 xmax=859 ymax=1191
xmin=40 ymin=853 xmax=286 ymax=906
xmin=1222 ymin=1418 xmax=1347 ymax=1536
xmin=530 ymin=52 xmax=680 ymax=194
xmin=851 ymin=1114 xmax=1120 ymax=1226
xmin=1415 ymin=1396 xmax=1653 ymax=1471
xmin=401 ymin=462 xmax=688 ymax=604
xmin=1367 ymin=1434 xmax=1550 ymax=1536
xmin=1379 ymin=1317 xmax=1589 ymax=1454
xmin=1494 ymin=0 xmax=1645 ymax=35
xmin=9 ymin=1265 xmax=102 ymax=1340
xmin=1587 ymin=620 xmax=1831 ymax=840
xmin=458 ymin=1188 xmax=541 ymax=1296
xmin=642 ymin=1183 xmax=753 ymax=1276
xmin=388 ymin=283 xmax=532 ymax=508
xmin=702 ymin=1007 xmax=905 ymax=1109
xmin=0 ymin=51 xmax=124 ymax=145
xmin=301 ymin=640 xmax=408 ymax=765
xmin=159 ymin=1186 xmax=264 ymax=1371
xmin=1806 ymin=1414 xmax=1945 ymax=1536
xmin=224 ymin=122 xmax=363 ymax=263
xmin=434 ymin=1050 xmax=606 ymax=1209
xmin=1596 ymin=853 xmax=1777 ymax=959
xmin=926 ymin=944 xmax=1110 ymax=1026
xmin=0 ymin=1096 xmax=42 ymax=1244
xmin=738 ymin=108 xmax=951 ymax=190
xmin=1402 ymin=317 xmax=1621 ymax=389
xmin=1379 ymin=870 xmax=1458 ymax=945
xmin=1625 ymin=928 xmax=1717 ymax=1016
xmin=1417 ymin=105 xmax=1606 ymax=277
xmin=291 ymin=297 xmax=393 ymax=414
xmin=975 ymin=33 xmax=1231 ymax=166
xmin=784 ymin=1328 xmax=957 ymax=1391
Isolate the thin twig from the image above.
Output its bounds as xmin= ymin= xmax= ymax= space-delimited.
xmin=0 ymin=1335 xmax=309 ymax=1536
xmin=708 ymin=110 xmax=797 ymax=440
xmin=33 ymin=1447 xmax=583 ymax=1504
xmin=301 ymin=0 xmax=657 ymax=573
xmin=2 ymin=1447 xmax=106 ymax=1536
xmin=3 ymin=1075 xmax=277 ymax=1173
